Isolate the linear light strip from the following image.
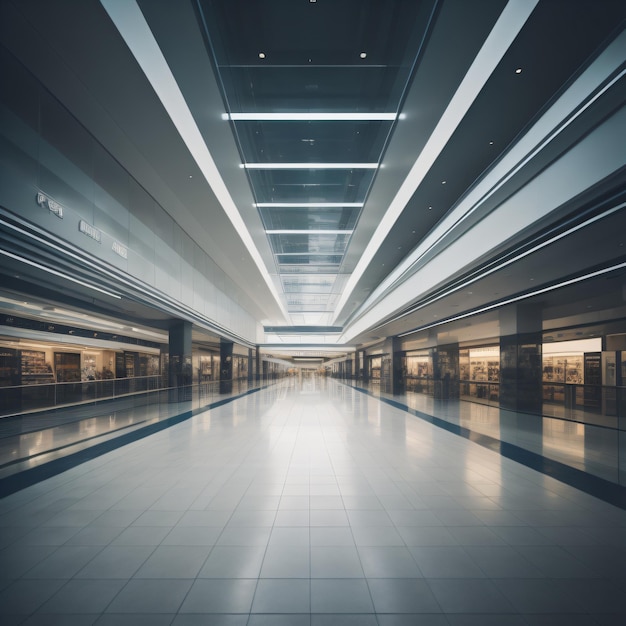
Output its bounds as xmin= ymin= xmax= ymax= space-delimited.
xmin=389 ymin=202 xmax=626 ymax=326
xmin=332 ymin=0 xmax=540 ymax=324
xmin=0 ymin=249 xmax=122 ymax=299
xmin=276 ymin=253 xmax=343 ymax=256
xmin=100 ymin=0 xmax=289 ymax=321
xmin=397 ymin=260 xmax=626 ymax=338
xmin=266 ymin=230 xmax=353 ymax=235
xmin=225 ymin=112 xmax=396 ymax=121
xmin=257 ymin=203 xmax=364 ymax=208
xmin=244 ymin=163 xmax=378 ymax=170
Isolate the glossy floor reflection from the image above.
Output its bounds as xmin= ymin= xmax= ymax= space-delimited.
xmin=0 ymin=377 xmax=625 ymax=625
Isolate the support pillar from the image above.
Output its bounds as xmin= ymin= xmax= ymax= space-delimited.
xmin=220 ymin=339 xmax=233 ymax=394
xmin=168 ymin=321 xmax=192 ymax=401
xmin=248 ymin=348 xmax=254 ymax=385
xmin=434 ymin=343 xmax=460 ymax=399
xmin=361 ymin=350 xmax=369 ymax=385
xmin=499 ymin=304 xmax=543 ymax=414
xmin=382 ymin=336 xmax=404 ymax=396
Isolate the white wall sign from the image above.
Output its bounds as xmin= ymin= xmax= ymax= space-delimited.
xmin=36 ymin=192 xmax=63 ymax=218
xmin=112 ymin=240 xmax=128 ymax=259
xmin=79 ymin=219 xmax=101 ymax=243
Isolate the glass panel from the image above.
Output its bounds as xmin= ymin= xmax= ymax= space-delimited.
xmin=269 ymin=233 xmax=350 ymax=255
xmin=259 ymin=207 xmax=360 ymax=231
xmin=282 ymin=275 xmax=337 ymax=294
xmin=248 ymin=169 xmax=374 ymax=204
xmin=276 ymin=254 xmax=343 ymax=266
xmin=236 ymin=120 xmax=392 ymax=163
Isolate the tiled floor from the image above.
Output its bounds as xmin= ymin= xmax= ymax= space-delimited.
xmin=0 ymin=377 xmax=625 ymax=625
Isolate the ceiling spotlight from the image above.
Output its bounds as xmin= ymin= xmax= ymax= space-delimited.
xmin=360 ymin=52 xmax=367 ymax=59
xmin=259 ymin=52 xmax=266 ymax=59
xmin=515 ymin=67 xmax=522 ymax=74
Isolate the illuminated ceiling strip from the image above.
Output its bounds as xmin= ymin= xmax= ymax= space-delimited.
xmin=276 ymin=252 xmax=342 ymax=256
xmin=266 ymin=230 xmax=353 ymax=235
xmin=256 ymin=202 xmax=364 ymax=208
xmin=332 ymin=0 xmax=540 ymax=324
xmin=100 ymin=0 xmax=289 ymax=321
xmin=0 ymin=249 xmax=122 ymax=299
xmin=397 ymin=260 xmax=626 ymax=337
xmin=244 ymin=163 xmax=378 ymax=170
xmin=225 ymin=112 xmax=397 ymax=121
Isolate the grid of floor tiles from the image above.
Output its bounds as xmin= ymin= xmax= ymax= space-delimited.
xmin=0 ymin=378 xmax=625 ymax=625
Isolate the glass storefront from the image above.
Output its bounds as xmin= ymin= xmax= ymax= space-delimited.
xmin=459 ymin=346 xmax=500 ymax=403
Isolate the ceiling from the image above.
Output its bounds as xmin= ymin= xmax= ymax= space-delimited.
xmin=0 ymin=0 xmax=625 ymax=360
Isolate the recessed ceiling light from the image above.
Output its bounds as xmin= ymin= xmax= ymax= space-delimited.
xmin=259 ymin=52 xmax=266 ymax=59
xmin=225 ymin=112 xmax=397 ymax=121
xmin=441 ymin=180 xmax=447 ymax=184
xmin=489 ymin=140 xmax=494 ymax=145
xmin=360 ymin=52 xmax=367 ymax=59
xmin=515 ymin=67 xmax=522 ymax=74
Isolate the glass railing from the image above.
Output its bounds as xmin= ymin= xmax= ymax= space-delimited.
xmin=352 ymin=374 xmax=626 ymax=430
xmin=0 ymin=375 xmax=272 ymax=418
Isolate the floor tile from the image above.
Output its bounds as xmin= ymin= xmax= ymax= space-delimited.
xmin=310 ymin=527 xmax=355 ymax=547
xmin=409 ymin=546 xmax=485 ymax=578
xmin=251 ymin=578 xmax=310 ymax=613
xmin=23 ymin=545 xmax=103 ymax=579
xmin=367 ymin=578 xmax=441 ymax=613
xmin=75 ymin=546 xmax=154 ymax=578
xmin=357 ymin=546 xmax=422 ymax=578
xmin=179 ymin=578 xmax=256 ymax=613
xmin=494 ymin=579 xmax=589 ymax=614
xmin=261 ymin=544 xmax=310 ymax=577
xmin=198 ymin=546 xmax=265 ymax=578
xmin=310 ymin=579 xmax=374 ymax=613
xmin=311 ymin=546 xmax=364 ymax=578
xmin=427 ymin=578 xmax=515 ymax=613
xmin=38 ymin=579 xmax=126 ymax=613
xmin=133 ymin=545 xmax=210 ymax=578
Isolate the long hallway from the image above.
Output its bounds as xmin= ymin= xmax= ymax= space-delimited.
xmin=0 ymin=378 xmax=624 ymax=625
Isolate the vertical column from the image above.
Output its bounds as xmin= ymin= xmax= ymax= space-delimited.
xmin=248 ymin=348 xmax=254 ymax=385
xmin=256 ymin=349 xmax=262 ymax=383
xmin=169 ymin=321 xmax=192 ymax=400
xmin=382 ymin=336 xmax=404 ymax=396
xmin=361 ymin=350 xmax=369 ymax=385
xmin=220 ymin=339 xmax=233 ymax=394
xmin=499 ymin=304 xmax=543 ymax=413
xmin=434 ymin=344 xmax=460 ymax=399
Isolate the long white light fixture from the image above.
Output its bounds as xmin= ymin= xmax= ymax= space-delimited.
xmin=244 ymin=163 xmax=378 ymax=170
xmin=266 ymin=230 xmax=354 ymax=235
xmin=0 ymin=249 xmax=122 ymax=299
xmin=332 ymin=0 xmax=540 ymax=324
xmin=397 ymin=260 xmax=626 ymax=338
xmin=224 ymin=112 xmax=396 ymax=121
xmin=100 ymin=0 xmax=289 ymax=321
xmin=257 ymin=202 xmax=363 ymax=208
